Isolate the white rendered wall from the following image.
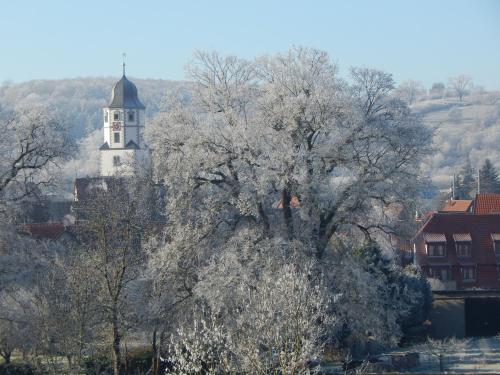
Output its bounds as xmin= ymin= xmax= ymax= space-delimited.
xmin=100 ymin=149 xmax=141 ymax=176
xmin=103 ymin=108 xmax=144 ymax=148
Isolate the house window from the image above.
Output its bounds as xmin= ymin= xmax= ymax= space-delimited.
xmin=104 ymin=111 xmax=109 ymax=123
xmin=461 ymin=266 xmax=476 ymax=282
xmin=427 ymin=243 xmax=446 ymax=257
xmin=114 ymin=132 xmax=120 ymax=144
xmin=114 ymin=112 xmax=120 ymax=121
xmin=429 ymin=267 xmax=450 ymax=281
xmin=456 ymin=242 xmax=472 ymax=257
xmin=128 ymin=111 xmax=135 ymax=121
xmin=113 ymin=156 xmax=121 ymax=166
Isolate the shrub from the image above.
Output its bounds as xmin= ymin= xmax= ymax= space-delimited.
xmin=0 ymin=363 xmax=39 ymax=375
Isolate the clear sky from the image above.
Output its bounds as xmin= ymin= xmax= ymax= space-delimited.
xmin=1 ymin=0 xmax=499 ymax=89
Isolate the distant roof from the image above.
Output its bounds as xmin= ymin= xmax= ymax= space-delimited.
xmin=473 ymin=194 xmax=500 ymax=214
xmin=441 ymin=199 xmax=472 ymax=212
xmin=74 ymin=177 xmax=127 ymax=202
xmin=125 ymin=140 xmax=140 ymax=149
xmin=22 ymin=223 xmax=66 ymax=240
xmin=276 ymin=196 xmax=300 ymax=209
xmin=107 ymin=75 xmax=145 ymax=109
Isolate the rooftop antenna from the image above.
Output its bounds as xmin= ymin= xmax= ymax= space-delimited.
xmin=452 ymin=173 xmax=456 ymax=199
xmin=122 ymin=52 xmax=126 ymax=76
xmin=477 ymin=169 xmax=481 ymax=195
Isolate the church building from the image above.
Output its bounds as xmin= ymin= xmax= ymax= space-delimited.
xmin=74 ymin=65 xmax=149 ymax=203
xmin=99 ymin=64 xmax=146 ymax=177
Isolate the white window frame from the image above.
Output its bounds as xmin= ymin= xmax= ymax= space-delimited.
xmin=427 ymin=242 xmax=446 ymax=257
xmin=456 ymin=242 xmax=472 ymax=257
xmin=460 ymin=266 xmax=476 ymax=282
xmin=429 ymin=267 xmax=450 ymax=281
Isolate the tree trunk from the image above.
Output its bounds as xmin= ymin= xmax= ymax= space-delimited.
xmin=151 ymin=329 xmax=160 ymax=375
xmin=439 ymin=354 xmax=444 ymax=372
xmin=1 ymin=351 xmax=11 ymax=364
xmin=281 ymin=188 xmax=294 ymax=240
xmin=112 ymin=315 xmax=122 ymax=375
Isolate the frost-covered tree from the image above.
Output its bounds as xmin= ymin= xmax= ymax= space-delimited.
xmin=0 ymin=107 xmax=71 ymax=201
xmin=148 ymin=48 xmax=431 ymax=259
xmin=168 ymin=238 xmax=333 ymax=374
xmin=146 ymin=47 xmax=432 ymax=364
xmin=396 ymin=80 xmax=425 ymax=104
xmin=449 ymin=75 xmax=472 ymax=101
xmin=479 ymin=159 xmax=500 ymax=194
xmin=73 ymin=177 xmax=154 ymax=375
xmin=455 ymin=158 xmax=477 ymax=199
xmin=429 ymin=82 xmax=446 ymax=99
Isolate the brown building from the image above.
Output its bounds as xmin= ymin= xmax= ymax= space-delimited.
xmin=414 ymin=195 xmax=500 ymax=338
xmin=414 ymin=212 xmax=500 ymax=290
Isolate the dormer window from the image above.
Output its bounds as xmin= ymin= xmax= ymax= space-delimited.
xmin=104 ymin=111 xmax=109 ymax=123
xmin=114 ymin=132 xmax=120 ymax=144
xmin=114 ymin=112 xmax=120 ymax=121
xmin=492 ymin=234 xmax=500 ymax=256
xmin=453 ymin=233 xmax=472 ymax=257
xmin=424 ymin=233 xmax=446 ymax=257
xmin=128 ymin=111 xmax=135 ymax=122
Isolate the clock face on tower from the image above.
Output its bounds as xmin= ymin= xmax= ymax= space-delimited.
xmin=112 ymin=122 xmax=121 ymax=131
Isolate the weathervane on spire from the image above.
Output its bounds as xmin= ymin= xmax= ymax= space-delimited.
xmin=122 ymin=52 xmax=126 ymax=76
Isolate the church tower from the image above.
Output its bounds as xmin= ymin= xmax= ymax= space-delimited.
xmin=100 ymin=62 xmax=146 ymax=177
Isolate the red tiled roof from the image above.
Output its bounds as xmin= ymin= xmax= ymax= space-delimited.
xmin=277 ymin=196 xmax=300 ymax=209
xmin=441 ymin=199 xmax=472 ymax=212
xmin=417 ymin=213 xmax=500 ymax=263
xmin=22 ymin=223 xmax=66 ymax=240
xmin=473 ymin=194 xmax=500 ymax=214
xmin=415 ymin=213 xmax=500 ymax=289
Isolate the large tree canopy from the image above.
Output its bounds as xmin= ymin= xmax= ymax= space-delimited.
xmin=148 ymin=47 xmax=432 ymax=259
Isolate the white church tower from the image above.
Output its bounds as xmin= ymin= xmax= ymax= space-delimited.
xmin=100 ymin=61 xmax=146 ymax=177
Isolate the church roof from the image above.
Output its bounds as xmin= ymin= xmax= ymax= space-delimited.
xmin=125 ymin=140 xmax=140 ymax=149
xmin=108 ymin=75 xmax=145 ymax=109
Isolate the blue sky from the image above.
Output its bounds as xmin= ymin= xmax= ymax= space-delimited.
xmin=1 ymin=0 xmax=499 ymax=89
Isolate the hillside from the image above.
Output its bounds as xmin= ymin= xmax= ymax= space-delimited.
xmin=0 ymin=77 xmax=184 ymax=139
xmin=412 ymin=92 xmax=500 ymax=190
xmin=1 ymin=78 xmax=500 ymax=197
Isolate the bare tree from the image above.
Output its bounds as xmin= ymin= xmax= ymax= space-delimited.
xmin=396 ymin=80 xmax=425 ymax=104
xmin=74 ymin=178 xmax=151 ymax=375
xmin=449 ymin=75 xmax=472 ymax=101
xmin=0 ymin=107 xmax=71 ymax=201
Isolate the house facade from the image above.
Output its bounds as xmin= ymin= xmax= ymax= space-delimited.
xmin=414 ymin=195 xmax=500 ymax=337
xmin=414 ymin=212 xmax=500 ymax=290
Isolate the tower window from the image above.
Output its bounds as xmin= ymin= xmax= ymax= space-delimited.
xmin=128 ymin=111 xmax=135 ymax=121
xmin=113 ymin=156 xmax=121 ymax=166
xmin=114 ymin=112 xmax=119 ymax=121
xmin=114 ymin=132 xmax=120 ymax=143
xmin=104 ymin=111 xmax=109 ymax=123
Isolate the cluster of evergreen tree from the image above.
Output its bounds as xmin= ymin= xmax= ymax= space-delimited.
xmin=453 ymin=158 xmax=500 ymax=199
